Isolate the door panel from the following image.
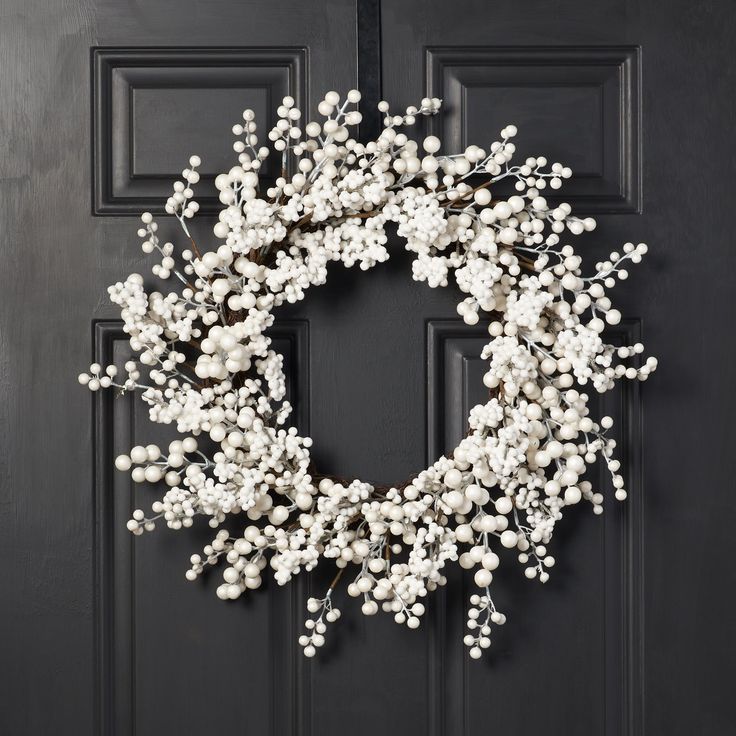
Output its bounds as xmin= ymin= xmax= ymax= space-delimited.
xmin=95 ymin=321 xmax=308 ymax=735
xmin=424 ymin=46 xmax=641 ymax=213
xmin=2 ymin=1 xmax=735 ymax=735
xmin=427 ymin=320 xmax=638 ymax=736
xmin=93 ymin=48 xmax=307 ymax=214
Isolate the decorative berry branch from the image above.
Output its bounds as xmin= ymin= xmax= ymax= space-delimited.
xmin=79 ymin=90 xmax=656 ymax=658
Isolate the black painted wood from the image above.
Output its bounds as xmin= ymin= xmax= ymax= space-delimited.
xmin=425 ymin=46 xmax=641 ymax=213
xmin=426 ymin=319 xmax=640 ymax=736
xmin=1 ymin=1 xmax=735 ymax=735
xmin=93 ymin=320 xmax=309 ymax=734
xmin=94 ymin=48 xmax=307 ymax=214
xmin=381 ymin=2 xmax=736 ymax=735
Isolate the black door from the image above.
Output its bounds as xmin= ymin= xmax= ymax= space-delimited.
xmin=2 ymin=1 xmax=734 ymax=735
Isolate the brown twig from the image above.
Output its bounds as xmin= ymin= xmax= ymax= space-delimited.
xmin=328 ymin=567 xmax=345 ymax=590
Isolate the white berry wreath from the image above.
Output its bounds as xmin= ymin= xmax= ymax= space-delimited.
xmin=80 ymin=90 xmax=656 ymax=659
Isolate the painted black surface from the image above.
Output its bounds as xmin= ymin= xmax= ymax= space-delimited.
xmin=1 ymin=1 xmax=735 ymax=734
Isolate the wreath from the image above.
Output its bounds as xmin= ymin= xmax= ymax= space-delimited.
xmin=80 ymin=89 xmax=656 ymax=659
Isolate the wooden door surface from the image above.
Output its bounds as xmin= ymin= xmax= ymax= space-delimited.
xmin=2 ymin=1 xmax=734 ymax=735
